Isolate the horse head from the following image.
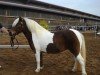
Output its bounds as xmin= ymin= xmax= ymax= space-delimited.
xmin=8 ymin=17 xmax=26 ymax=48
xmin=9 ymin=17 xmax=26 ymax=36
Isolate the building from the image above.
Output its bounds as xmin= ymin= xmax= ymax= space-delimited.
xmin=0 ymin=0 xmax=100 ymax=28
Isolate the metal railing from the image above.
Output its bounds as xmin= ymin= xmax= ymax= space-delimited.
xmin=49 ymin=25 xmax=100 ymax=33
xmin=0 ymin=45 xmax=30 ymax=48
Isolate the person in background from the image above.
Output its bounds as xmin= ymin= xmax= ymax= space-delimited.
xmin=0 ymin=23 xmax=8 ymax=68
xmin=0 ymin=23 xmax=8 ymax=33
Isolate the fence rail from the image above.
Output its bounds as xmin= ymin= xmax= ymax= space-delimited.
xmin=0 ymin=45 xmax=30 ymax=48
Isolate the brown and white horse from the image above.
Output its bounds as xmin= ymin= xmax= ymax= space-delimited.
xmin=8 ymin=17 xmax=87 ymax=75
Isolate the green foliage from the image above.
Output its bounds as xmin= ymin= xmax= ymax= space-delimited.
xmin=39 ymin=19 xmax=48 ymax=29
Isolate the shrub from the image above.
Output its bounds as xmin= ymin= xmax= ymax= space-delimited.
xmin=39 ymin=19 xmax=48 ymax=29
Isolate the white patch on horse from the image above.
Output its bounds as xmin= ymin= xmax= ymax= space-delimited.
xmin=24 ymin=18 xmax=54 ymax=52
xmin=23 ymin=18 xmax=55 ymax=72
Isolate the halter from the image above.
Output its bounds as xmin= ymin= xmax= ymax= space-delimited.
xmin=9 ymin=31 xmax=19 ymax=50
xmin=9 ymin=17 xmax=24 ymax=50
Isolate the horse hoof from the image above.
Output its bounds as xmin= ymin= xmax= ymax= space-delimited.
xmin=35 ymin=69 xmax=40 ymax=72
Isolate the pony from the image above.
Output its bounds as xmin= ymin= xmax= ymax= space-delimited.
xmin=8 ymin=17 xmax=87 ymax=75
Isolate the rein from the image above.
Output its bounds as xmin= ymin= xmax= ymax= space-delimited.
xmin=10 ymin=36 xmax=19 ymax=50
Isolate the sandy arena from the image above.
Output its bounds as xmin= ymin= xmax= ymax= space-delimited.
xmin=0 ymin=33 xmax=100 ymax=75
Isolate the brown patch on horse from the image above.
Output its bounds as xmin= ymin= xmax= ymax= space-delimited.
xmin=47 ymin=30 xmax=80 ymax=57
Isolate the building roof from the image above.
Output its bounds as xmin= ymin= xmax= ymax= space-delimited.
xmin=28 ymin=0 xmax=100 ymax=19
xmin=0 ymin=0 xmax=100 ymax=21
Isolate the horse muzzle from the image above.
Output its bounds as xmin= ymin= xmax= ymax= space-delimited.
xmin=8 ymin=30 xmax=16 ymax=47
xmin=8 ymin=30 xmax=15 ymax=37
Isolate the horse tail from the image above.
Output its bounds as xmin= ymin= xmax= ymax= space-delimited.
xmin=77 ymin=33 xmax=86 ymax=71
xmin=80 ymin=33 xmax=86 ymax=63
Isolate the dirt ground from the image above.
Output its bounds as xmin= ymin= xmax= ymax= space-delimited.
xmin=0 ymin=33 xmax=100 ymax=75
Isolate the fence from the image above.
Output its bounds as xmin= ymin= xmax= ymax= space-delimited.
xmin=0 ymin=25 xmax=100 ymax=49
xmin=0 ymin=45 xmax=30 ymax=48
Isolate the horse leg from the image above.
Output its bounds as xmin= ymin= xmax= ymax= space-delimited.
xmin=72 ymin=58 xmax=77 ymax=72
xmin=35 ymin=52 xmax=41 ymax=72
xmin=76 ymin=53 xmax=87 ymax=75
xmin=40 ymin=52 xmax=44 ymax=69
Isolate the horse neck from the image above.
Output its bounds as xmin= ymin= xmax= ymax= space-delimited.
xmin=24 ymin=18 xmax=53 ymax=35
xmin=22 ymin=26 xmax=32 ymax=43
xmin=22 ymin=22 xmax=36 ymax=52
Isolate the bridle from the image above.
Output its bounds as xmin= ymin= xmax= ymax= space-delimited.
xmin=9 ymin=17 xmax=24 ymax=50
xmin=9 ymin=31 xmax=19 ymax=50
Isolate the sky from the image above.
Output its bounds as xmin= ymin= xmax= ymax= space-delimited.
xmin=37 ymin=0 xmax=100 ymax=16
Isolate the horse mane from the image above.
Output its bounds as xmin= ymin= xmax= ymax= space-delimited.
xmin=24 ymin=18 xmax=49 ymax=33
xmin=12 ymin=18 xmax=19 ymax=27
xmin=12 ymin=17 xmax=50 ymax=34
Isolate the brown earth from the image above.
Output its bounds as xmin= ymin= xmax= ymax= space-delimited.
xmin=0 ymin=33 xmax=100 ymax=75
